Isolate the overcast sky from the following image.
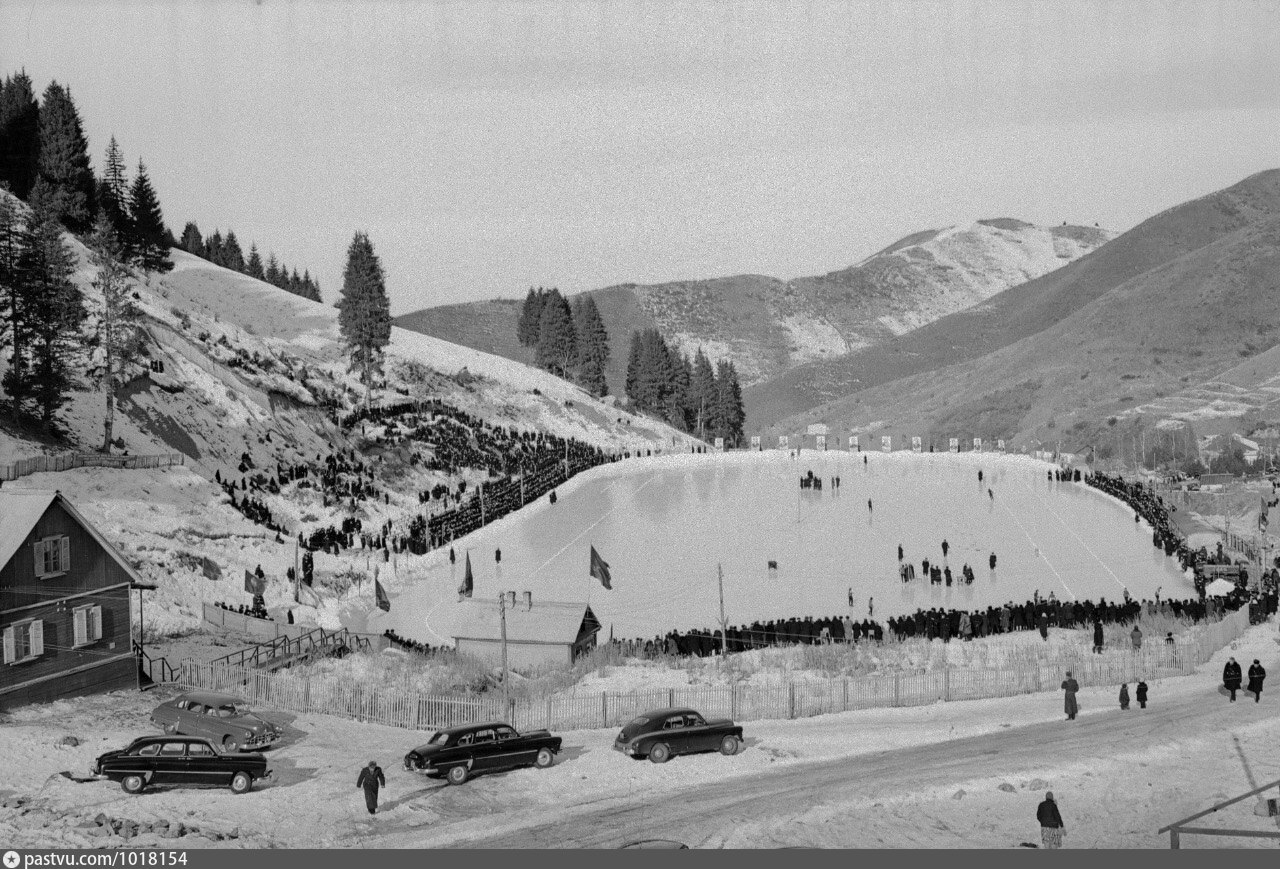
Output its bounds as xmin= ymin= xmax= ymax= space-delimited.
xmin=3 ymin=0 xmax=1279 ymax=313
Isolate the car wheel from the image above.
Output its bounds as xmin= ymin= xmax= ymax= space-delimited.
xmin=446 ymin=764 xmax=470 ymax=786
xmin=648 ymin=742 xmax=671 ymax=764
xmin=230 ymin=772 xmax=253 ymax=794
xmin=534 ymin=747 xmax=555 ymax=769
xmin=121 ymin=775 xmax=145 ymax=794
xmin=719 ymin=735 xmax=739 ymax=756
xmin=222 ymin=735 xmax=239 ymax=752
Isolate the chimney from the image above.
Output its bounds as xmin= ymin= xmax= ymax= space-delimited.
xmin=523 ymin=591 xmax=532 ymax=611
xmin=506 ymin=591 xmax=516 ymax=609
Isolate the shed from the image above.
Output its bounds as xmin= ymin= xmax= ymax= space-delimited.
xmin=450 ymin=599 xmax=600 ymax=669
xmin=1 ymin=490 xmax=144 ymax=710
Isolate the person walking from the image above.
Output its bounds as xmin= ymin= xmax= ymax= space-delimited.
xmin=1061 ymin=671 xmax=1080 ymax=721
xmin=356 ymin=760 xmax=386 ymax=815
xmin=1130 ymin=625 xmax=1142 ymax=651
xmin=1223 ymin=657 xmax=1243 ymax=702
xmin=1036 ymin=791 xmax=1065 ymax=849
xmin=1246 ymin=660 xmax=1265 ymax=702
xmin=1092 ymin=620 xmax=1104 ymax=654
xmin=1119 ymin=683 xmax=1130 ymax=710
xmin=1136 ymin=680 xmax=1148 ymax=709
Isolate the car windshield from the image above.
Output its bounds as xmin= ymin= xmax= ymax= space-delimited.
xmin=230 ymin=703 xmax=252 ymax=715
xmin=427 ymin=731 xmax=450 ymax=746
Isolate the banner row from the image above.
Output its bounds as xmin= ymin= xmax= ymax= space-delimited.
xmin=719 ymin=436 xmax=1009 ymax=452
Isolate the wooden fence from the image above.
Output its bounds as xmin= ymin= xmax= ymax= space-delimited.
xmin=0 ymin=452 xmax=186 ymax=482
xmin=170 ymin=608 xmax=1253 ymax=734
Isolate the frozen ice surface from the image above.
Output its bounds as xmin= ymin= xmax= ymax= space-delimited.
xmin=378 ymin=452 xmax=1188 ymax=644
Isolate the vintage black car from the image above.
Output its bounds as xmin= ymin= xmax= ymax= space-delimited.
xmin=403 ymin=721 xmax=562 ymax=785
xmin=613 ymin=707 xmax=743 ymax=763
xmin=150 ymin=691 xmax=282 ymax=751
xmin=92 ymin=735 xmax=273 ymax=794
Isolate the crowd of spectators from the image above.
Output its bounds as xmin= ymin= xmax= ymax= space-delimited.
xmin=214 ymin=599 xmax=271 ymax=621
xmin=383 ymin=628 xmax=445 ymax=656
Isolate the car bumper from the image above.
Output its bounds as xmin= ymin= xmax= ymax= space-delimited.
xmin=613 ymin=743 xmax=638 ymax=756
xmin=244 ymin=734 xmax=281 ymax=749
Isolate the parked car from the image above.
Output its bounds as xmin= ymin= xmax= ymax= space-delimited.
xmin=613 ymin=707 xmax=743 ymax=763
xmin=403 ymin=721 xmax=562 ymax=785
xmin=92 ymin=735 xmax=273 ymax=794
xmin=150 ymin=691 xmax=282 ymax=751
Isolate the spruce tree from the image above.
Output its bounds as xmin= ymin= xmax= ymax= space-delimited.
xmin=10 ymin=206 xmax=86 ymax=429
xmin=336 ymin=231 xmax=392 ymax=407
xmin=246 ymin=243 xmax=264 ymax=280
xmin=664 ymin=350 xmax=690 ymax=429
xmin=301 ymin=269 xmax=320 ymax=302
xmin=179 ymin=221 xmax=204 ymax=257
xmin=221 ymin=230 xmax=245 ymax=272
xmin=128 ymin=162 xmax=172 ymax=272
xmin=517 ymin=286 xmax=545 ymax=347
xmin=713 ymin=359 xmax=745 ymax=446
xmin=572 ymin=294 xmax=610 ymax=394
xmin=0 ymin=72 xmax=41 ymax=199
xmin=534 ymin=289 xmax=577 ymax=378
xmin=87 ymin=213 xmax=143 ymax=452
xmin=36 ymin=82 xmax=95 ymax=231
xmin=97 ymin=136 xmax=132 ymax=249
xmin=264 ymin=253 xmax=280 ymax=286
xmin=205 ymin=229 xmax=224 ymax=266
xmin=0 ymin=195 xmax=24 ymax=416
xmin=624 ymin=331 xmax=642 ymax=405
xmin=689 ymin=348 xmax=716 ymax=439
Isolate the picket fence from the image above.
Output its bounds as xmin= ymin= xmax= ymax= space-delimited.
xmin=171 ymin=608 xmax=1251 ymax=734
xmin=0 ymin=451 xmax=186 ymax=482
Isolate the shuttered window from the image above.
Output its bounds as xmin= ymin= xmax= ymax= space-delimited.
xmin=32 ymin=536 xmax=70 ymax=578
xmin=73 ymin=605 xmax=104 ymax=647
xmin=3 ymin=619 xmax=44 ymax=664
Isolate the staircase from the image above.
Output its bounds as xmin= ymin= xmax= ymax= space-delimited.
xmin=207 ymin=626 xmax=369 ymax=673
xmin=134 ymin=641 xmax=179 ymax=690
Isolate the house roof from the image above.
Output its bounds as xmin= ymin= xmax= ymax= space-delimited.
xmin=450 ymin=599 xmax=600 ymax=645
xmin=0 ymin=489 xmax=146 ymax=586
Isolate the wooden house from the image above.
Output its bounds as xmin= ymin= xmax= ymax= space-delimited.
xmin=0 ymin=490 xmax=143 ymax=710
xmin=450 ymin=597 xmax=600 ymax=669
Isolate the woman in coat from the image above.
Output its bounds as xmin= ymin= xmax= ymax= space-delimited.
xmin=1223 ymin=657 xmax=1243 ymax=702
xmin=1119 ymin=684 xmax=1130 ymax=710
xmin=1246 ymin=660 xmax=1266 ymax=703
xmin=1061 ymin=671 xmax=1080 ymax=720
xmin=1136 ymin=680 xmax=1148 ymax=709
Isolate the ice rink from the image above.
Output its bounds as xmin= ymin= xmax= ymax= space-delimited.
xmin=377 ymin=451 xmax=1191 ymax=644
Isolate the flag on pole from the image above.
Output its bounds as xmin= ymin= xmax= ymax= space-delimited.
xmin=1261 ymin=496 xmax=1269 ymax=533
xmin=458 ymin=552 xmax=474 ymax=598
xmin=375 ymin=579 xmax=391 ymax=612
xmin=243 ymin=570 xmax=266 ymax=595
xmin=589 ymin=545 xmax=612 ymax=590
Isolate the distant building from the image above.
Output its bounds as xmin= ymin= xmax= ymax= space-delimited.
xmin=450 ymin=598 xmax=600 ymax=669
xmin=0 ymin=491 xmax=144 ymax=710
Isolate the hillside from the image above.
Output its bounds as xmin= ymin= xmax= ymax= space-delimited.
xmin=395 ymin=220 xmax=1110 ymax=396
xmin=0 ymin=212 xmax=691 ymax=636
xmin=762 ymin=171 xmax=1280 ymax=449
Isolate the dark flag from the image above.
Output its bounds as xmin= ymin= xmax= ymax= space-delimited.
xmin=589 ymin=545 xmax=612 ymax=590
xmin=375 ymin=579 xmax=391 ymax=612
xmin=459 ymin=552 xmax=474 ymax=599
xmin=1261 ymin=496 xmax=1269 ymax=533
xmin=244 ymin=569 xmax=266 ymax=595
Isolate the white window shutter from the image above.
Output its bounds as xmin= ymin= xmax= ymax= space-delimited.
xmin=73 ymin=607 xmax=88 ymax=647
xmin=29 ymin=620 xmax=43 ymax=657
xmin=59 ymin=536 xmax=70 ymax=572
xmin=32 ymin=541 xmax=44 ymax=577
xmin=90 ymin=606 xmax=103 ymax=642
xmin=2 ymin=627 xmax=14 ymax=664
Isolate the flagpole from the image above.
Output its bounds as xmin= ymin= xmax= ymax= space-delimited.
xmin=293 ymin=541 xmax=300 ymax=604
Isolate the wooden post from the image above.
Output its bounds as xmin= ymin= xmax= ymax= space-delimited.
xmin=945 ymin=667 xmax=951 ymax=702
xmin=1169 ymin=829 xmax=1180 ymax=849
xmin=499 ymin=592 xmax=509 ymax=718
xmin=894 ymin=673 xmax=900 ymax=707
xmin=789 ymin=683 xmax=796 ymax=719
xmin=718 ymin=564 xmax=728 ymax=659
xmin=601 ymin=691 xmax=608 ymax=727
xmin=668 ymin=688 xmax=675 ymax=707
xmin=843 ymin=678 xmax=849 ymax=711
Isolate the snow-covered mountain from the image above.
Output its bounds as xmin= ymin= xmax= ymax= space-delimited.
xmin=396 ymin=219 xmax=1112 ymax=392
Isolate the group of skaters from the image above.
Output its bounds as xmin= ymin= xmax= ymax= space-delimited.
xmin=898 ymin=541 xmax=984 ymax=585
xmin=799 ymin=470 xmax=840 ymax=491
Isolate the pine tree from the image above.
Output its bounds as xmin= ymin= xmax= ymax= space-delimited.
xmin=572 ymin=294 xmax=610 ymax=394
xmin=288 ymin=267 xmax=302 ymax=295
xmin=264 ymin=253 xmax=280 ymax=286
xmin=713 ymin=359 xmax=745 ymax=445
xmin=689 ymin=348 xmax=716 ymax=438
xmin=9 ymin=206 xmax=86 ymax=428
xmin=0 ymin=195 xmax=24 ymax=418
xmin=87 ymin=212 xmax=143 ymax=452
xmin=96 ymin=136 xmax=132 ymax=251
xmin=221 ymin=230 xmax=245 ymax=272
xmin=534 ymin=289 xmax=577 ymax=378
xmin=36 ymin=82 xmax=95 ymax=231
xmin=245 ymin=243 xmax=264 ymax=280
xmin=336 ymin=231 xmax=392 ymax=407
xmin=205 ymin=229 xmax=224 ymax=266
xmin=664 ymin=349 xmax=690 ymax=429
xmin=272 ymin=260 xmax=290 ymax=289
xmin=301 ymin=269 xmax=321 ymax=302
xmin=624 ymin=330 xmax=642 ymax=405
xmin=0 ymin=72 xmax=41 ymax=199
xmin=179 ymin=222 xmax=204 ymax=257
xmin=128 ymin=162 xmax=172 ymax=272
xmin=516 ymin=286 xmax=545 ymax=347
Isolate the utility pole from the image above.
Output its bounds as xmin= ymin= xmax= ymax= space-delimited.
xmin=293 ymin=541 xmax=300 ymax=604
xmin=498 ymin=591 xmax=509 ymax=717
xmin=717 ymin=563 xmax=728 ymax=659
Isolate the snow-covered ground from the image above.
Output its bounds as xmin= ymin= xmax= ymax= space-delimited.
xmin=2 ymin=618 xmax=1275 ymax=849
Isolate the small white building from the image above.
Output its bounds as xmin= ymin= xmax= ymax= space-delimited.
xmin=450 ymin=598 xmax=600 ymax=670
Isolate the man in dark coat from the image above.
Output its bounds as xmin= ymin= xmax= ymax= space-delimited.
xmin=1061 ymin=671 xmax=1079 ymax=720
xmin=1037 ymin=791 xmax=1065 ymax=849
xmin=356 ymin=760 xmax=386 ymax=815
xmin=1246 ymin=660 xmax=1265 ymax=703
xmin=1092 ymin=620 xmax=1104 ymax=654
xmin=1223 ymin=657 xmax=1243 ymax=702
xmin=1136 ymin=680 xmax=1148 ymax=709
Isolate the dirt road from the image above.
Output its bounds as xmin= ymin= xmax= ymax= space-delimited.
xmin=418 ymin=677 xmax=1274 ymax=848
